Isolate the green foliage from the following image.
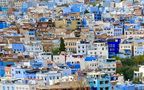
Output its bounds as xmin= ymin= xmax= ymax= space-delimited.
xmin=59 ymin=37 xmax=66 ymax=52
xmin=0 ymin=53 xmax=3 ymax=57
xmin=133 ymin=55 xmax=144 ymax=65
xmin=112 ymin=56 xmax=121 ymax=60
xmin=52 ymin=48 xmax=60 ymax=55
xmin=89 ymin=2 xmax=97 ymax=6
xmin=116 ymin=66 xmax=134 ymax=80
xmin=116 ymin=55 xmax=144 ymax=81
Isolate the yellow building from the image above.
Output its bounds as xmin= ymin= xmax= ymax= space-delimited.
xmin=55 ymin=19 xmax=66 ymax=29
xmin=64 ymin=37 xmax=81 ymax=52
xmin=66 ymin=18 xmax=82 ymax=30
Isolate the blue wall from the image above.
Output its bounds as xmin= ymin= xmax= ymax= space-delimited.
xmin=12 ymin=43 xmax=25 ymax=53
xmin=107 ymin=38 xmax=121 ymax=58
xmin=94 ymin=8 xmax=102 ymax=21
xmin=21 ymin=2 xmax=29 ymax=13
xmin=0 ymin=7 xmax=8 ymax=12
xmin=0 ymin=21 xmax=9 ymax=29
xmin=0 ymin=61 xmax=14 ymax=77
xmin=88 ymin=76 xmax=111 ymax=90
xmin=114 ymin=84 xmax=135 ymax=90
xmin=30 ymin=60 xmax=43 ymax=69
xmin=66 ymin=62 xmax=80 ymax=74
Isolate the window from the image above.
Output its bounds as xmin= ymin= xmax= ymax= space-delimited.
xmin=105 ymin=87 xmax=109 ymax=90
xmin=3 ymin=86 xmax=5 ymax=90
xmin=7 ymin=86 xmax=9 ymax=90
xmin=77 ymin=22 xmax=81 ymax=24
xmin=49 ymin=77 xmax=52 ymax=80
xmin=105 ymin=81 xmax=109 ymax=84
xmin=100 ymin=87 xmax=103 ymax=90
xmin=12 ymin=87 xmax=14 ymax=90
xmin=16 ymin=71 xmax=20 ymax=74
xmin=78 ymin=50 xmax=80 ymax=53
xmin=100 ymin=81 xmax=103 ymax=84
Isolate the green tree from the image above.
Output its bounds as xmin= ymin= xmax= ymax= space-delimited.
xmin=52 ymin=48 xmax=60 ymax=55
xmin=116 ymin=66 xmax=134 ymax=80
xmin=116 ymin=56 xmax=140 ymax=81
xmin=59 ymin=37 xmax=66 ymax=52
xmin=134 ymin=55 xmax=144 ymax=65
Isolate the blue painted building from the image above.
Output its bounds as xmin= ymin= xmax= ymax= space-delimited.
xmin=0 ymin=61 xmax=14 ymax=77
xmin=30 ymin=59 xmax=44 ymax=69
xmin=0 ymin=21 xmax=9 ymax=29
xmin=82 ymin=18 xmax=88 ymax=27
xmin=47 ymin=2 xmax=56 ymax=9
xmin=87 ymin=72 xmax=112 ymax=90
xmin=21 ymin=2 xmax=29 ymax=13
xmin=0 ymin=7 xmax=8 ymax=12
xmin=66 ymin=62 xmax=80 ymax=74
xmin=103 ymin=0 xmax=111 ymax=7
xmin=58 ymin=64 xmax=72 ymax=76
xmin=11 ymin=66 xmax=27 ymax=79
xmin=91 ymin=6 xmax=104 ymax=21
xmin=85 ymin=56 xmax=97 ymax=61
xmin=63 ymin=3 xmax=86 ymax=14
xmin=70 ymin=3 xmax=85 ymax=13
xmin=63 ymin=7 xmax=71 ymax=15
xmin=94 ymin=12 xmax=102 ymax=21
xmin=12 ymin=43 xmax=25 ymax=53
xmin=107 ymin=38 xmax=121 ymax=58
xmin=25 ymin=69 xmax=38 ymax=79
xmin=114 ymin=26 xmax=123 ymax=36
xmin=115 ymin=84 xmax=135 ymax=90
xmin=39 ymin=17 xmax=49 ymax=22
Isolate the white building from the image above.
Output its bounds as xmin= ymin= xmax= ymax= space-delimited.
xmin=76 ymin=41 xmax=90 ymax=55
xmin=100 ymin=58 xmax=116 ymax=75
xmin=134 ymin=65 xmax=144 ymax=83
xmin=53 ymin=55 xmax=66 ymax=64
xmin=87 ymin=40 xmax=108 ymax=59
xmin=83 ymin=56 xmax=116 ymax=74
xmin=83 ymin=56 xmax=99 ymax=71
xmin=38 ymin=52 xmax=52 ymax=60
xmin=66 ymin=55 xmax=85 ymax=70
xmin=119 ymin=42 xmax=133 ymax=52
xmin=0 ymin=79 xmax=36 ymax=90
xmin=36 ymin=71 xmax=62 ymax=85
xmin=0 ymin=0 xmax=9 ymax=6
xmin=25 ymin=41 xmax=43 ymax=55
